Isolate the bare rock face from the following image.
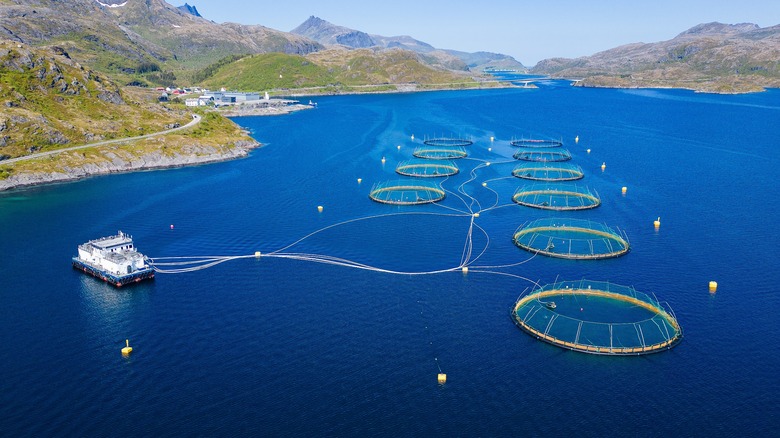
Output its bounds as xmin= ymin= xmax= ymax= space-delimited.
xmin=97 ymin=90 xmax=125 ymax=105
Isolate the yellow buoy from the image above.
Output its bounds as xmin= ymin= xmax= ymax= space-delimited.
xmin=357 ymin=178 xmax=362 ymax=184
xmin=381 ymin=156 xmax=386 ymax=163
xmin=482 ymin=182 xmax=487 ymax=187
xmin=654 ymin=217 xmax=661 ymax=228
xmin=575 ymin=135 xmax=579 ymax=143
xmin=121 ymin=339 xmax=133 ymax=356
xmin=490 ymin=136 xmax=494 ymax=142
xmin=601 ymin=162 xmax=606 ymax=171
xmin=462 ymin=266 xmax=469 ymax=274
xmin=473 ymin=213 xmax=480 ymax=218
xmin=254 ymin=251 xmax=262 ymax=258
xmin=586 ymin=148 xmax=591 ymax=154
xmin=317 ymin=205 xmax=324 ymax=213
xmin=621 ymin=186 xmax=627 ymax=194
xmin=438 ymin=373 xmax=447 ymax=384
xmin=709 ymin=281 xmax=718 ymax=293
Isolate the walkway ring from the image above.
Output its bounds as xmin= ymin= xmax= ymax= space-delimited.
xmin=510 ymin=139 xmax=563 ymax=148
xmin=512 ymin=218 xmax=629 ymax=259
xmin=512 ymin=280 xmax=682 ymax=355
xmin=369 ymin=180 xmax=446 ymax=205
xmin=422 ymin=138 xmax=473 ymax=147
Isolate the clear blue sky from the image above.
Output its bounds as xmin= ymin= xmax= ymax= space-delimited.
xmin=181 ymin=0 xmax=780 ymax=66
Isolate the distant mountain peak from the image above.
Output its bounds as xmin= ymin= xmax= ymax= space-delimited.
xmin=177 ymin=3 xmax=202 ymax=18
xmin=291 ymin=15 xmax=525 ymax=71
xmin=291 ymin=15 xmax=375 ymax=48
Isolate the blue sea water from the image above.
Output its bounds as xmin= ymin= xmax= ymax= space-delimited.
xmin=1 ymin=83 xmax=779 ymax=436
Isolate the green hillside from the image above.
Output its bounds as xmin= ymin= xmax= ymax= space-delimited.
xmin=200 ymin=53 xmax=337 ymax=90
xmin=199 ymin=49 xmax=488 ymax=93
xmin=0 ymin=40 xmax=189 ymax=160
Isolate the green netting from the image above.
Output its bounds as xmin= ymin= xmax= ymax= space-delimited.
xmin=513 ymin=217 xmax=629 ymax=259
xmin=512 ymin=279 xmax=682 ymax=355
xmin=369 ymin=179 xmax=446 ymax=205
xmin=514 ymin=148 xmax=572 ymax=162
xmin=512 ymin=183 xmax=600 ymax=210
xmin=396 ymin=159 xmax=459 ymax=178
xmin=510 ymin=138 xmax=563 ymax=148
xmin=413 ymin=146 xmax=468 ymax=160
xmin=422 ymin=137 xmax=473 ymax=147
xmin=512 ymin=162 xmax=584 ymax=181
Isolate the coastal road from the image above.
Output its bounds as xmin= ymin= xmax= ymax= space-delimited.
xmin=3 ymin=114 xmax=202 ymax=165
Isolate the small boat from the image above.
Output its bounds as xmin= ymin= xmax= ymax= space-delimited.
xmin=544 ymin=301 xmax=557 ymax=310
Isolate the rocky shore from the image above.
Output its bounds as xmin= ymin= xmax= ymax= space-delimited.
xmin=219 ymin=103 xmax=314 ymax=117
xmin=0 ymin=140 xmax=259 ymax=192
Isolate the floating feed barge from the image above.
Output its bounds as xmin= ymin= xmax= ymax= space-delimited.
xmin=512 ymin=162 xmax=584 ymax=181
xmin=513 ymin=148 xmax=572 ymax=162
xmin=512 ymin=183 xmax=600 ymax=210
xmin=369 ymin=180 xmax=446 ymax=205
xmin=511 ymin=280 xmax=682 ymax=355
xmin=72 ymin=231 xmax=154 ymax=287
xmin=396 ymin=159 xmax=459 ymax=178
xmin=513 ymin=218 xmax=629 ymax=259
xmin=510 ymin=138 xmax=563 ymax=148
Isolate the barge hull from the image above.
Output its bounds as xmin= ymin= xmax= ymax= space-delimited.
xmin=72 ymin=258 xmax=154 ymax=287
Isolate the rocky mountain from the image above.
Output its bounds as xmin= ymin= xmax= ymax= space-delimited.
xmin=0 ymin=0 xmax=322 ymax=85
xmin=531 ymin=22 xmax=780 ymax=93
xmin=177 ymin=3 xmax=201 ymax=18
xmin=0 ymin=40 xmax=187 ymax=160
xmin=292 ymin=16 xmax=376 ymax=48
xmin=291 ymin=16 xmax=525 ymax=72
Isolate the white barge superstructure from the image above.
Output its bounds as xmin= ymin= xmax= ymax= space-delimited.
xmin=72 ymin=231 xmax=154 ymax=287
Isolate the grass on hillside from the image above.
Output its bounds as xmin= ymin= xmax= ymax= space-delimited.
xmin=198 ymin=50 xmax=491 ymax=93
xmin=1 ymin=109 xmax=254 ymax=180
xmin=0 ymin=42 xmax=192 ymax=158
xmin=200 ymin=53 xmax=338 ymax=91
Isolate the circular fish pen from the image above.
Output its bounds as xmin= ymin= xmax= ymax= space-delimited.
xmin=413 ymin=146 xmax=468 ymax=160
xmin=396 ymin=159 xmax=459 ymax=178
xmin=514 ymin=148 xmax=572 ymax=162
xmin=513 ymin=218 xmax=629 ymax=259
xmin=369 ymin=180 xmax=446 ymax=205
xmin=512 ymin=184 xmax=600 ymax=210
xmin=512 ymin=162 xmax=584 ymax=181
xmin=510 ymin=138 xmax=563 ymax=148
xmin=423 ymin=137 xmax=473 ymax=147
xmin=511 ymin=279 xmax=682 ymax=355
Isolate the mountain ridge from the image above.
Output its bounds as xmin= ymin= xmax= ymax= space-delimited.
xmin=291 ymin=15 xmax=525 ymax=72
xmin=531 ymin=21 xmax=780 ymax=93
xmin=0 ymin=0 xmax=323 ymax=85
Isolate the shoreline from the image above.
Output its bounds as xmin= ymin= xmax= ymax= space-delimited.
xmin=0 ymin=140 xmax=259 ymax=192
xmin=257 ymin=80 xmax=518 ymax=99
xmin=219 ymin=103 xmax=314 ymax=117
xmin=565 ymin=77 xmax=771 ymax=94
